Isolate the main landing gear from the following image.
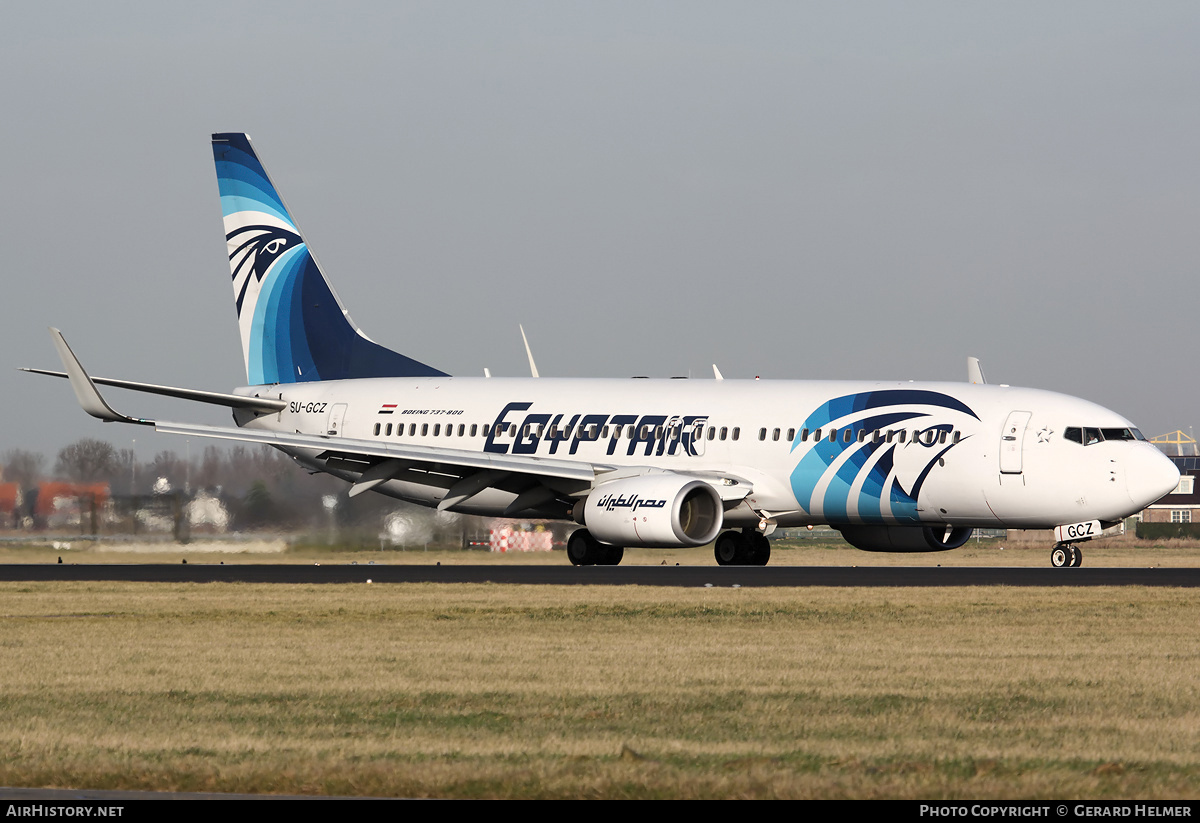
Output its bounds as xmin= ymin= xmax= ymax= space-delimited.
xmin=713 ymin=529 xmax=771 ymax=566
xmin=1050 ymin=543 xmax=1083 ymax=568
xmin=567 ymin=529 xmax=624 ymax=566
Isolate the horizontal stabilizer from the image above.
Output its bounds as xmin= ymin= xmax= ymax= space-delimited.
xmin=21 ymin=368 xmax=286 ymax=413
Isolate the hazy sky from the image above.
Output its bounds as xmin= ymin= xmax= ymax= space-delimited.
xmin=2 ymin=1 xmax=1197 ymax=461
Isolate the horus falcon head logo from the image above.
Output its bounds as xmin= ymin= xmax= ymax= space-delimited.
xmin=227 ymin=223 xmax=304 ymax=316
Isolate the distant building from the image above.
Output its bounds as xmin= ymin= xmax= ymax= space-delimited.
xmin=1150 ymin=430 xmax=1198 ymax=457
xmin=1142 ymin=456 xmax=1200 ymax=524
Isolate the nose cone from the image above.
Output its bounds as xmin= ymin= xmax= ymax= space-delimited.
xmin=1126 ymin=446 xmax=1180 ymax=509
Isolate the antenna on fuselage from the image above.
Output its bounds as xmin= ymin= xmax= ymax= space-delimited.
xmin=713 ymin=364 xmax=724 ymax=381
xmin=967 ymin=357 xmax=987 ymax=385
xmin=484 ymin=368 xmax=492 ymax=378
xmin=520 ymin=324 xmax=540 ymax=378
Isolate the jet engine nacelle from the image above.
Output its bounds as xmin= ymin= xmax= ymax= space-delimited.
xmin=577 ymin=475 xmax=723 ymax=548
xmin=837 ymin=525 xmax=974 ymax=553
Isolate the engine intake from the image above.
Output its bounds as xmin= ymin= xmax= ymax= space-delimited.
xmin=578 ymin=475 xmax=723 ymax=548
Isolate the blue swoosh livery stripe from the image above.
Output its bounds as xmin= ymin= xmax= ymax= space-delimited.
xmin=789 ymin=390 xmax=977 ymax=524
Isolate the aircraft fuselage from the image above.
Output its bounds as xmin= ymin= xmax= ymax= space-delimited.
xmin=235 ymin=376 xmax=1176 ymax=530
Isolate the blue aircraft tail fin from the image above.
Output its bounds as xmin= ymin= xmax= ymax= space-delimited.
xmin=212 ymin=133 xmax=447 ymax=385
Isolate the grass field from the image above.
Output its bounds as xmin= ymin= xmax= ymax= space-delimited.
xmin=0 ymin=581 xmax=1196 ymax=798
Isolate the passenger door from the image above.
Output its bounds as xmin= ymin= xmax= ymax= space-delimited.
xmin=999 ymin=410 xmax=1032 ymax=474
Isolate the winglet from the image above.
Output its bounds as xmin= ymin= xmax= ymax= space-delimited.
xmin=520 ymin=324 xmax=540 ymax=378
xmin=49 ymin=329 xmax=152 ymax=425
xmin=967 ymin=356 xmax=987 ymax=385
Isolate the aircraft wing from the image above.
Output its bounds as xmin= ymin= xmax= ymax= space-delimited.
xmin=156 ymin=419 xmax=599 ymax=482
xmin=155 ymin=419 xmax=752 ymax=510
xmin=33 ymin=329 xmax=753 ymax=513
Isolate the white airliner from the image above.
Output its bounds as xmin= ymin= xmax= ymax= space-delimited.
xmin=28 ymin=133 xmax=1180 ymax=568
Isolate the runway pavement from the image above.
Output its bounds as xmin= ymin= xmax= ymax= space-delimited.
xmin=1 ymin=563 xmax=1197 ymax=586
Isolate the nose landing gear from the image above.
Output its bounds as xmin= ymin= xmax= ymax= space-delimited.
xmin=1050 ymin=543 xmax=1083 ymax=568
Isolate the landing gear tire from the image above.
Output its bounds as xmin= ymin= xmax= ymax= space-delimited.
xmin=714 ymin=531 xmax=749 ymax=566
xmin=1051 ymin=544 xmax=1071 ymax=568
xmin=1070 ymin=545 xmax=1083 ymax=568
xmin=568 ymin=529 xmax=597 ymax=566
xmin=598 ymin=544 xmax=624 ymax=566
xmin=747 ymin=531 xmax=771 ymax=566
xmin=567 ymin=529 xmax=623 ymax=566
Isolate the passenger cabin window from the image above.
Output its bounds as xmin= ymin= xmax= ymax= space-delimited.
xmin=731 ymin=427 xmax=740 ymax=440
xmin=787 ymin=428 xmax=795 ymax=441
xmin=759 ymin=428 xmax=767 ymax=441
xmin=772 ymin=428 xmax=780 ymax=441
xmin=386 ymin=423 xmax=393 ymax=436
xmin=374 ymin=423 xmax=381 ymax=436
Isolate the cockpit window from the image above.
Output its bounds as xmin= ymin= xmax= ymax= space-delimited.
xmin=1065 ymin=426 xmax=1142 ymax=445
